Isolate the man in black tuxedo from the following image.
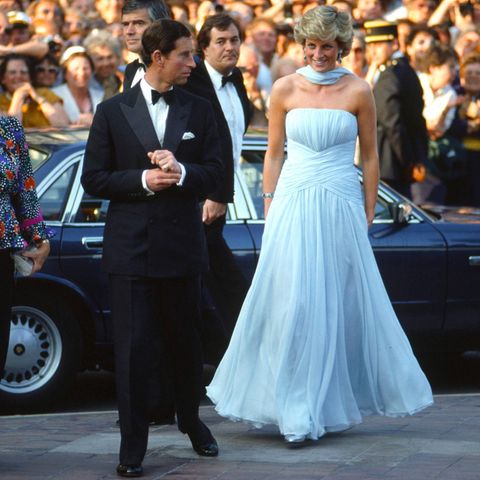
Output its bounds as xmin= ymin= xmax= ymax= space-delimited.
xmin=81 ymin=19 xmax=222 ymax=478
xmin=183 ymin=13 xmax=251 ymax=348
xmin=122 ymin=0 xmax=169 ymax=91
xmin=365 ymin=20 xmax=428 ymax=198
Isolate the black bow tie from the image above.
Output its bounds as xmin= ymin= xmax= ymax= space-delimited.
xmin=151 ymin=89 xmax=175 ymax=105
xmin=221 ymin=75 xmax=234 ymax=87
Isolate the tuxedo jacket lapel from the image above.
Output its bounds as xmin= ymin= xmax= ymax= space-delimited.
xmin=120 ymin=85 xmax=161 ymax=154
xmin=163 ymin=89 xmax=191 ymax=153
xmin=232 ymin=69 xmax=251 ymax=132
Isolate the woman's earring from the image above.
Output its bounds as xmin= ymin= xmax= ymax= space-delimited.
xmin=337 ymin=51 xmax=343 ymax=64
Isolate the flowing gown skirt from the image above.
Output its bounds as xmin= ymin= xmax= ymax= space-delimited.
xmin=207 ymin=109 xmax=433 ymax=439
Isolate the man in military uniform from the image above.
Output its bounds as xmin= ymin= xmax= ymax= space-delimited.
xmin=365 ymin=20 xmax=428 ymax=198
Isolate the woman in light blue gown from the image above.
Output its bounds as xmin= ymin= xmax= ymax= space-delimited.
xmin=207 ymin=5 xmax=433 ymax=446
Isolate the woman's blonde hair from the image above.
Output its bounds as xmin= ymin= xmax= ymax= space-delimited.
xmin=294 ymin=5 xmax=353 ymax=57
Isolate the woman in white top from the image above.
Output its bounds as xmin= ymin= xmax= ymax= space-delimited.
xmin=53 ymin=46 xmax=104 ymax=127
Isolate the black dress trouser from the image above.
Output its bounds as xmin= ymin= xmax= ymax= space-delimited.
xmin=109 ymin=274 xmax=203 ymax=465
xmin=0 ymin=249 xmax=14 ymax=373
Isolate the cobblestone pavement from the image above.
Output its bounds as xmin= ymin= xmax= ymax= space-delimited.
xmin=1 ymin=394 xmax=479 ymax=479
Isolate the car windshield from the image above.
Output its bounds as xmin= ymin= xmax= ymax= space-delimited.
xmin=26 ymin=128 xmax=89 ymax=172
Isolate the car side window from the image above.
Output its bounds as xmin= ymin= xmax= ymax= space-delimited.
xmin=74 ymin=192 xmax=110 ymax=223
xmin=39 ymin=163 xmax=77 ymax=221
xmin=239 ymin=150 xmax=266 ymax=220
xmin=374 ymin=196 xmax=394 ymax=221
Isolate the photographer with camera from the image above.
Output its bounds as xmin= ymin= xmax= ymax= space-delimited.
xmin=428 ymin=0 xmax=478 ymax=34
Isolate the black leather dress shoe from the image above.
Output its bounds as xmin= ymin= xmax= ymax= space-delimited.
xmin=187 ymin=420 xmax=219 ymax=457
xmin=116 ymin=464 xmax=143 ymax=477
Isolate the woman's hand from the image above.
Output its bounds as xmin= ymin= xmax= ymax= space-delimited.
xmin=73 ymin=112 xmax=94 ymax=127
xmin=264 ymin=197 xmax=273 ymax=219
xmin=11 ymin=82 xmax=33 ymax=102
xmin=366 ymin=210 xmax=375 ymax=228
xmin=22 ymin=240 xmax=50 ymax=274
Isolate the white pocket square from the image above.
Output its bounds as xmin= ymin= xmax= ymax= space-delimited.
xmin=182 ymin=132 xmax=195 ymax=140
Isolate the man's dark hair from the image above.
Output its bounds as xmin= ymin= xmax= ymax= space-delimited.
xmin=424 ymin=42 xmax=458 ymax=70
xmin=122 ymin=0 xmax=170 ymax=21
xmin=141 ymin=19 xmax=191 ymax=66
xmin=405 ymin=25 xmax=439 ymax=48
xmin=197 ymin=13 xmax=243 ymax=57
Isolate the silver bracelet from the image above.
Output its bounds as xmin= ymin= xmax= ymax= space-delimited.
xmin=262 ymin=192 xmax=274 ymax=199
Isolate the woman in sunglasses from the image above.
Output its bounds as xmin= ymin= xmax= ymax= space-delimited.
xmin=0 ymin=53 xmax=69 ymax=128
xmin=33 ymin=53 xmax=61 ymax=89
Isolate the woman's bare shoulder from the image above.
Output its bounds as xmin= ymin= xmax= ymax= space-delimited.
xmin=272 ymin=73 xmax=298 ymax=93
xmin=344 ymin=74 xmax=371 ymax=94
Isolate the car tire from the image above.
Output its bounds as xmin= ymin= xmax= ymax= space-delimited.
xmin=0 ymin=292 xmax=82 ymax=413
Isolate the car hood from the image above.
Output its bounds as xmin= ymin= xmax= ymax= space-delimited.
xmin=421 ymin=204 xmax=480 ymax=224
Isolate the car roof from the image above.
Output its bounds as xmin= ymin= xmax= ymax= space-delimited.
xmin=25 ymin=127 xmax=89 ymax=147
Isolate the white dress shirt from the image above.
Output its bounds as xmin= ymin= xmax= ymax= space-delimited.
xmin=139 ymin=77 xmax=185 ymax=193
xmin=131 ymin=61 xmax=146 ymax=88
xmin=205 ymin=61 xmax=245 ymax=170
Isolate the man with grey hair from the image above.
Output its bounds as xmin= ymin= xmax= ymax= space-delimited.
xmin=121 ymin=0 xmax=170 ymax=90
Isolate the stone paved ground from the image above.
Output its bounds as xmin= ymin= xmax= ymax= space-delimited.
xmin=1 ymin=394 xmax=479 ymax=479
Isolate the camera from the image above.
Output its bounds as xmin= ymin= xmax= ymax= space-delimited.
xmin=284 ymin=0 xmax=293 ymax=19
xmin=459 ymin=0 xmax=474 ymax=17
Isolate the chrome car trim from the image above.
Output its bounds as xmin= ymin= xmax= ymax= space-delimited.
xmin=60 ymin=254 xmax=103 ymax=260
xmin=469 ymin=256 xmax=480 ymax=266
xmin=36 ymin=151 xmax=84 ymax=223
xmin=373 ymin=247 xmax=446 ymax=252
xmin=64 ymin=222 xmax=105 ymax=227
xmin=36 ymin=152 xmax=82 ymax=198
xmin=81 ymin=237 xmax=104 ymax=249
xmin=65 ymin=153 xmax=86 ymax=223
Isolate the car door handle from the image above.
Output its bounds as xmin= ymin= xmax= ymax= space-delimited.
xmin=469 ymin=256 xmax=480 ymax=266
xmin=82 ymin=236 xmax=104 ymax=250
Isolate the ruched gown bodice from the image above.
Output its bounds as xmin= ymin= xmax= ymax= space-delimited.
xmin=207 ymin=109 xmax=433 ymax=439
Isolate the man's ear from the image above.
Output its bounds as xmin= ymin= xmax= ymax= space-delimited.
xmin=153 ymin=50 xmax=165 ymax=66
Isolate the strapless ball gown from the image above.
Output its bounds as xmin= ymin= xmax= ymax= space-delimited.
xmin=207 ymin=108 xmax=433 ymax=441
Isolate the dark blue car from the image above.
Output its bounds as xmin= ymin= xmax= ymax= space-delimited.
xmin=1 ymin=129 xmax=479 ymax=412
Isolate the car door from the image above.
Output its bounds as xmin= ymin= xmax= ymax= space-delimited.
xmin=368 ymin=192 xmax=447 ymax=340
xmin=54 ymin=155 xmax=111 ymax=343
xmin=432 ymin=222 xmax=480 ymax=348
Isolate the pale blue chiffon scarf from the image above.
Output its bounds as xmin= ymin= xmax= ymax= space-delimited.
xmin=296 ymin=65 xmax=353 ymax=85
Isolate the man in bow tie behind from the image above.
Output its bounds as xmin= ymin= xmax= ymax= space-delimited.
xmin=183 ymin=13 xmax=252 ymax=352
xmin=122 ymin=0 xmax=170 ymax=91
xmin=82 ymin=19 xmax=223 ymax=478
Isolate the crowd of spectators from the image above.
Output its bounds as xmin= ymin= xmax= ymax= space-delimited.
xmin=0 ymin=0 xmax=478 ymax=204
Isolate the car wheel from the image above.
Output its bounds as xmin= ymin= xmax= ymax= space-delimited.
xmin=0 ymin=294 xmax=82 ymax=412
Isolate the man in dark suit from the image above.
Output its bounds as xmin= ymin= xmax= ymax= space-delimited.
xmin=81 ymin=19 xmax=222 ymax=478
xmin=365 ymin=20 xmax=428 ymax=198
xmin=122 ymin=0 xmax=169 ymax=91
xmin=183 ymin=13 xmax=251 ymax=349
